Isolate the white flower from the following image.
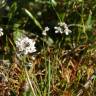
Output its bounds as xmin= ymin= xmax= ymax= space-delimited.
xmin=0 ymin=27 xmax=3 ymax=37
xmin=42 ymin=27 xmax=50 ymax=36
xmin=58 ymin=22 xmax=67 ymax=27
xmin=16 ymin=36 xmax=36 ymax=55
xmin=54 ymin=22 xmax=72 ymax=35
xmin=54 ymin=26 xmax=63 ymax=34
xmin=64 ymin=27 xmax=72 ymax=35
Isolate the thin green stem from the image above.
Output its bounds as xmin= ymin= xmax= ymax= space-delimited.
xmin=50 ymin=0 xmax=61 ymax=22
xmin=48 ymin=57 xmax=51 ymax=96
xmin=25 ymin=67 xmax=37 ymax=96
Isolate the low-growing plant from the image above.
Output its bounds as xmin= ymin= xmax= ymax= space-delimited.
xmin=0 ymin=0 xmax=96 ymax=96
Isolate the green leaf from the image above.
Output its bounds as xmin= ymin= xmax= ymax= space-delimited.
xmin=0 ymin=0 xmax=6 ymax=8
xmin=51 ymin=0 xmax=57 ymax=6
xmin=43 ymin=37 xmax=54 ymax=46
xmin=13 ymin=29 xmax=23 ymax=43
xmin=8 ymin=2 xmax=17 ymax=21
xmin=86 ymin=11 xmax=93 ymax=30
xmin=23 ymin=8 xmax=42 ymax=30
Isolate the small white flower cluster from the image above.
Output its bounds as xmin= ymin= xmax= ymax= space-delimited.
xmin=16 ymin=36 xmax=36 ymax=55
xmin=42 ymin=27 xmax=50 ymax=36
xmin=0 ymin=27 xmax=4 ymax=37
xmin=54 ymin=22 xmax=72 ymax=35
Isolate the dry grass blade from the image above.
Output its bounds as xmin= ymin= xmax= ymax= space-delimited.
xmin=77 ymin=74 xmax=95 ymax=96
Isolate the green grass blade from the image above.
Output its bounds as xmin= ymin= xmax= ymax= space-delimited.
xmin=23 ymin=8 xmax=43 ymax=30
